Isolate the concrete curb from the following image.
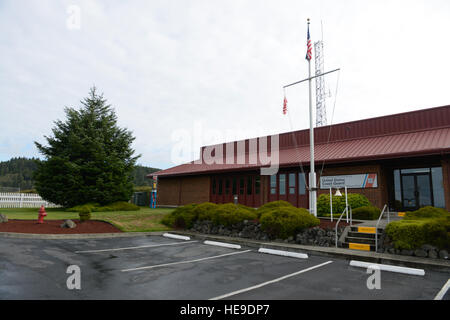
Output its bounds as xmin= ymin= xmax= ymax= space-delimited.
xmin=0 ymin=231 xmax=165 ymax=240
xmin=173 ymin=230 xmax=450 ymax=272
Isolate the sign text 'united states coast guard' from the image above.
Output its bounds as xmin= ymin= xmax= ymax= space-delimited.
xmin=320 ymin=173 xmax=378 ymax=189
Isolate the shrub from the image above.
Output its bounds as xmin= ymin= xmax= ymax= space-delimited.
xmin=161 ymin=203 xmax=198 ymax=229
xmin=385 ymin=220 xmax=427 ymax=250
xmin=351 ymin=206 xmax=381 ymax=220
xmin=78 ymin=208 xmax=91 ymax=222
xmin=194 ymin=202 xmax=219 ymax=221
xmin=260 ymin=207 xmax=320 ymax=239
xmin=211 ymin=203 xmax=257 ymax=227
xmin=385 ymin=206 xmax=450 ymax=250
xmin=67 ymin=203 xmax=100 ymax=213
xmin=256 ymin=200 xmax=294 ymax=218
xmin=317 ymin=193 xmax=371 ymax=215
xmin=404 ymin=206 xmax=450 ymax=220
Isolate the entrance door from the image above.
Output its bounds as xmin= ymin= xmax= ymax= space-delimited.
xmin=401 ymin=173 xmax=433 ymax=210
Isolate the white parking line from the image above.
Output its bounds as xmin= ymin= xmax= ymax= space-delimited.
xmin=121 ymin=249 xmax=252 ymax=272
xmin=434 ymin=279 xmax=450 ymax=300
xmin=258 ymin=248 xmax=308 ymax=259
xmin=75 ymin=240 xmax=199 ymax=253
xmin=209 ymin=260 xmax=333 ymax=300
xmin=349 ymin=260 xmax=425 ymax=276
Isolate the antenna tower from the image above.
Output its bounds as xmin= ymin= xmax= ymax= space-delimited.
xmin=314 ymin=40 xmax=327 ymax=127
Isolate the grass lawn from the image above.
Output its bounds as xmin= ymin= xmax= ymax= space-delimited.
xmin=0 ymin=207 xmax=175 ymax=232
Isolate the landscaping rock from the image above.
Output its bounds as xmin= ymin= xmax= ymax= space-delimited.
xmin=60 ymin=219 xmax=76 ymax=229
xmin=428 ymin=249 xmax=438 ymax=259
xmin=414 ymin=249 xmax=428 ymax=258
xmin=439 ymin=250 xmax=449 ymax=260
xmin=400 ymin=249 xmax=414 ymax=256
xmin=0 ymin=213 xmax=8 ymax=223
xmin=421 ymin=244 xmax=437 ymax=251
xmin=388 ymin=248 xmax=396 ymax=254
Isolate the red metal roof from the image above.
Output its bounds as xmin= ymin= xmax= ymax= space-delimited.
xmin=150 ymin=127 xmax=450 ymax=178
xmin=149 ymin=106 xmax=450 ymax=178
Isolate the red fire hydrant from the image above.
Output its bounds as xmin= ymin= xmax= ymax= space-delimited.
xmin=38 ymin=205 xmax=47 ymax=224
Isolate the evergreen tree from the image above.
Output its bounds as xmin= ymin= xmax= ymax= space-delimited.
xmin=34 ymin=87 xmax=140 ymax=207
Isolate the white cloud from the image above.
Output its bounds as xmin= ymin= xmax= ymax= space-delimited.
xmin=0 ymin=0 xmax=449 ymax=169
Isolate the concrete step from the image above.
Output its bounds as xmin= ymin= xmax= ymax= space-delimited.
xmin=342 ymin=242 xmax=376 ymax=252
xmin=350 ymin=226 xmax=384 ymax=233
xmin=344 ymin=236 xmax=376 ymax=245
xmin=347 ymin=231 xmax=381 ymax=239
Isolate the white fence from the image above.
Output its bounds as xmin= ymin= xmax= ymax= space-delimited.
xmin=0 ymin=193 xmax=61 ymax=208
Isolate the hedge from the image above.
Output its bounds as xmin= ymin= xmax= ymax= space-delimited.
xmin=161 ymin=203 xmax=198 ymax=229
xmin=385 ymin=206 xmax=450 ymax=250
xmin=210 ymin=203 xmax=257 ymax=227
xmin=256 ymin=200 xmax=294 ymax=218
xmin=161 ymin=202 xmax=257 ymax=229
xmin=317 ymin=193 xmax=371 ymax=215
xmin=260 ymin=206 xmax=320 ymax=239
xmin=351 ymin=206 xmax=381 ymax=220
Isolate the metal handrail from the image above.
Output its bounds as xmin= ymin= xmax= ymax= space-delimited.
xmin=335 ymin=206 xmax=348 ymax=248
xmin=374 ymin=204 xmax=388 ymax=252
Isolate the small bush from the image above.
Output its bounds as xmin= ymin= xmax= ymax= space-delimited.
xmin=161 ymin=204 xmax=198 ymax=229
xmin=260 ymin=207 xmax=320 ymax=239
xmin=404 ymin=206 xmax=450 ymax=220
xmin=194 ymin=202 xmax=219 ymax=221
xmin=78 ymin=208 xmax=91 ymax=222
xmin=256 ymin=200 xmax=294 ymax=218
xmin=385 ymin=206 xmax=450 ymax=250
xmin=317 ymin=193 xmax=371 ymax=215
xmin=66 ymin=203 xmax=100 ymax=213
xmin=211 ymin=203 xmax=257 ymax=227
xmin=351 ymin=206 xmax=381 ymax=220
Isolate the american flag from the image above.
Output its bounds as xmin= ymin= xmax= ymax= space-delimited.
xmin=283 ymin=96 xmax=287 ymax=115
xmin=305 ymin=23 xmax=312 ymax=61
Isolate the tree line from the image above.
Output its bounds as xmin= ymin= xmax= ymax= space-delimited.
xmin=0 ymin=157 xmax=160 ymax=191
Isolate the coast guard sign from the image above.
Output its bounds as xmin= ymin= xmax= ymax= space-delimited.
xmin=320 ymin=173 xmax=377 ymax=189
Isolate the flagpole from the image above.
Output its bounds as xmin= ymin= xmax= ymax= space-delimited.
xmin=307 ymin=18 xmax=317 ymax=217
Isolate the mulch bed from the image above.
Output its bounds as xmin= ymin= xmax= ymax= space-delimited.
xmin=0 ymin=219 xmax=122 ymax=234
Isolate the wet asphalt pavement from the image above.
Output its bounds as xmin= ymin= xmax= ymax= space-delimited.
xmin=0 ymin=235 xmax=449 ymax=300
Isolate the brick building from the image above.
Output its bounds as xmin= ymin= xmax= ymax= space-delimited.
xmin=149 ymin=105 xmax=450 ymax=211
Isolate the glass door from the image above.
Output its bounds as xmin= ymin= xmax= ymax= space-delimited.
xmin=401 ymin=173 xmax=433 ymax=210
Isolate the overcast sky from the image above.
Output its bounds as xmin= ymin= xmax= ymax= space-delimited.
xmin=1 ymin=0 xmax=449 ymax=169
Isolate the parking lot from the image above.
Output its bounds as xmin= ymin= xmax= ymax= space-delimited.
xmin=0 ymin=234 xmax=449 ymax=300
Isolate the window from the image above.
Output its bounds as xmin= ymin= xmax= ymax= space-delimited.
xmin=279 ymin=174 xmax=286 ymax=195
xmin=299 ymin=173 xmax=306 ymax=195
xmin=225 ymin=179 xmax=230 ymax=194
xmin=393 ymin=169 xmax=401 ymax=209
xmin=289 ymin=173 xmax=296 ymax=194
xmin=270 ymin=175 xmax=276 ymax=195
xmin=212 ymin=178 xmax=216 ymax=195
xmin=255 ymin=176 xmax=260 ymax=195
xmin=218 ymin=179 xmax=223 ymax=195
xmin=239 ymin=178 xmax=245 ymax=195
xmin=247 ymin=176 xmax=252 ymax=195
xmin=431 ymin=167 xmax=445 ymax=208
xmin=232 ymin=177 xmax=237 ymax=195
